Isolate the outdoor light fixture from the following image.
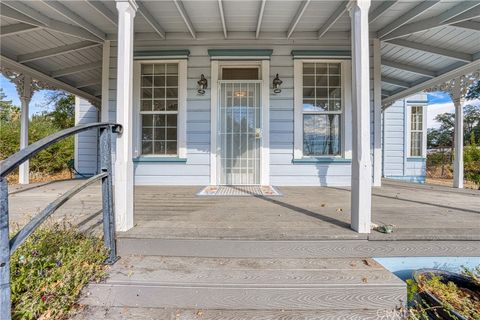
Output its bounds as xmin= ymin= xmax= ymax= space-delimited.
xmin=272 ymin=73 xmax=283 ymax=94
xmin=197 ymin=74 xmax=208 ymax=95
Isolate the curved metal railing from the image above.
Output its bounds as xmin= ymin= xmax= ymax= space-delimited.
xmin=0 ymin=122 xmax=122 ymax=320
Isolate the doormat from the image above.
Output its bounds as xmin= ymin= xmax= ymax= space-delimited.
xmin=197 ymin=185 xmax=281 ymax=197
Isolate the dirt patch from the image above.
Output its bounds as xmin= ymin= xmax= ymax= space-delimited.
xmin=426 ymin=178 xmax=479 ymax=190
xmin=7 ymin=169 xmax=73 ymax=184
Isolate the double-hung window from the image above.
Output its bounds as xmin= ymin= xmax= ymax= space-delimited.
xmin=409 ymin=106 xmax=424 ymax=157
xmin=301 ymin=62 xmax=342 ymax=157
xmin=136 ymin=60 xmax=187 ymax=159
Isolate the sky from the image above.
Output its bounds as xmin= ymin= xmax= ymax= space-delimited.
xmin=1 ymin=74 xmax=479 ymax=128
xmin=1 ymin=75 xmax=57 ymax=116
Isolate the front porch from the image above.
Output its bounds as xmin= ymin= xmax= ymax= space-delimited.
xmin=9 ymin=179 xmax=480 ymax=244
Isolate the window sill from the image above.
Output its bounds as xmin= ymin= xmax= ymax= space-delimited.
xmin=292 ymin=157 xmax=351 ymax=164
xmin=133 ymin=156 xmax=187 ymax=163
xmin=406 ymin=157 xmax=426 ymax=162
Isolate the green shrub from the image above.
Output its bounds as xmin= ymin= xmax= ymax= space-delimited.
xmin=10 ymin=225 xmax=107 ymax=320
xmin=0 ymin=115 xmax=74 ymax=175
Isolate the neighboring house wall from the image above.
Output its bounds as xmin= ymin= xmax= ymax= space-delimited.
xmin=382 ymin=94 xmax=427 ymax=183
xmin=74 ymin=97 xmax=98 ymax=177
xmin=104 ymin=40 xmax=375 ymax=186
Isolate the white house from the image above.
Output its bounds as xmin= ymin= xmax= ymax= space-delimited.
xmin=1 ymin=0 xmax=479 ymax=235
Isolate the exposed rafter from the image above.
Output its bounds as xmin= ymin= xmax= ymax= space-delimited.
xmin=51 ymin=61 xmax=102 ymax=78
xmin=76 ymin=79 xmax=101 ymax=89
xmin=137 ymin=1 xmax=166 ymax=39
xmin=381 ymin=76 xmax=410 ymax=88
xmin=386 ymin=39 xmax=472 ymax=63
xmin=382 ymin=58 xmax=480 ymax=106
xmin=382 ymin=59 xmax=436 ymax=78
xmin=376 ymin=0 xmax=439 ymax=39
xmin=218 ymin=0 xmax=228 ymax=39
xmin=85 ymin=0 xmax=117 ymax=26
xmin=173 ymin=0 xmax=196 ymax=39
xmin=369 ymin=1 xmax=399 ymax=23
xmin=1 ymin=2 xmax=103 ymax=43
xmin=0 ymin=55 xmax=100 ymax=103
xmin=382 ymin=90 xmax=392 ymax=97
xmin=40 ymin=0 xmax=106 ymax=40
xmin=287 ymin=0 xmax=311 ymax=39
xmin=255 ymin=0 xmax=267 ymax=39
xmin=452 ymin=20 xmax=480 ymax=32
xmin=0 ymin=23 xmax=40 ymax=37
xmin=383 ymin=2 xmax=480 ymax=40
xmin=317 ymin=1 xmax=348 ymax=39
xmin=18 ymin=41 xmax=101 ymax=64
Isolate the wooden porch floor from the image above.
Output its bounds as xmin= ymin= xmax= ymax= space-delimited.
xmin=8 ymin=179 xmax=480 ymax=241
xmin=124 ymin=179 xmax=480 ymax=241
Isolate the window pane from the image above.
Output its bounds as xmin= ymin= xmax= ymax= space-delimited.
xmin=411 ymin=132 xmax=422 ymax=157
xmin=153 ymin=100 xmax=165 ymax=111
xmin=303 ymin=114 xmax=341 ymax=156
xmin=303 ymin=63 xmax=314 ymax=75
xmin=316 ymin=88 xmax=328 ymax=99
xmin=142 ymin=64 xmax=154 ymax=75
xmin=142 ymin=76 xmax=153 ymax=87
xmin=303 ymin=76 xmax=315 ymax=86
xmin=303 ymin=88 xmax=315 ymax=99
xmin=329 ymin=75 xmax=340 ymax=86
xmin=316 ymin=76 xmax=327 ymax=87
xmin=153 ymin=76 xmax=165 ymax=87
xmin=141 ymin=100 xmax=152 ymax=111
xmin=167 ymin=76 xmax=178 ymax=86
xmin=166 ymin=100 xmax=178 ymax=111
xmin=142 ymin=88 xmax=152 ymax=99
xmin=316 ymin=63 xmax=327 ymax=74
xmin=329 ymin=63 xmax=341 ymax=75
xmin=140 ymin=62 xmax=179 ymax=156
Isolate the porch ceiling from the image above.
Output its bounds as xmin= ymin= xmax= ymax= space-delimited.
xmin=1 ymin=0 xmax=479 ymax=105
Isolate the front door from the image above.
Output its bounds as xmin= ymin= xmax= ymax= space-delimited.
xmin=218 ymin=80 xmax=262 ymax=185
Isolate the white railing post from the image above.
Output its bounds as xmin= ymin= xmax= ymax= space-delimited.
xmin=373 ymin=38 xmax=382 ymax=187
xmin=453 ymin=97 xmax=464 ymax=188
xmin=114 ymin=0 xmax=137 ymax=231
xmin=349 ymin=0 xmax=372 ymax=233
xmin=19 ymin=75 xmax=32 ymax=185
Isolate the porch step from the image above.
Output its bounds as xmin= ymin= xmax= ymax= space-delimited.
xmin=117 ymin=237 xmax=478 ymax=258
xmin=80 ymin=256 xmax=405 ymax=311
xmin=72 ymin=306 xmax=389 ymax=320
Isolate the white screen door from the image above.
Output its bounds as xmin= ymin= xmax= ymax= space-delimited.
xmin=219 ymin=80 xmax=262 ymax=185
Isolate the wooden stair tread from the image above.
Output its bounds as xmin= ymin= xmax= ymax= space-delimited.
xmin=72 ymin=306 xmax=395 ymax=320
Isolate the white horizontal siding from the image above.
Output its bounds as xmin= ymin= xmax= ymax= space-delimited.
xmin=107 ymin=39 xmax=377 ymax=186
xmin=74 ymin=97 xmax=98 ymax=176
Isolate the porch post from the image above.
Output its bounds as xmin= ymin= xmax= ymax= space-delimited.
xmin=101 ymin=40 xmax=111 ymax=122
xmin=373 ymin=38 xmax=382 ymax=187
xmin=453 ymin=97 xmax=464 ymax=188
xmin=19 ymin=75 xmax=32 ymax=185
xmin=114 ymin=0 xmax=137 ymax=231
xmin=349 ymin=0 xmax=372 ymax=233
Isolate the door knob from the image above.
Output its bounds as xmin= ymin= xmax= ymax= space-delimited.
xmin=255 ymin=128 xmax=262 ymax=139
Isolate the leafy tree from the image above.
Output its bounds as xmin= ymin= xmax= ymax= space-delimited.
xmin=43 ymin=92 xmax=75 ymax=129
xmin=427 ymin=104 xmax=480 ymax=148
xmin=466 ymin=80 xmax=480 ymax=100
xmin=0 ymin=88 xmax=20 ymax=122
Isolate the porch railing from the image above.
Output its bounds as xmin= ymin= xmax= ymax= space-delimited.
xmin=0 ymin=122 xmax=122 ymax=320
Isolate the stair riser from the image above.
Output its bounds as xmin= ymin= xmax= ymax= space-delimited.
xmin=81 ymin=284 xmax=406 ymax=310
xmin=117 ymin=238 xmax=480 ymax=258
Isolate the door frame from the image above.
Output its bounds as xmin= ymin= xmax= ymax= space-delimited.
xmin=210 ymin=60 xmax=270 ymax=185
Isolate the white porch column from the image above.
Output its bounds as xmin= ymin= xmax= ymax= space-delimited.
xmin=101 ymin=40 xmax=111 ymax=122
xmin=19 ymin=75 xmax=32 ymax=185
xmin=349 ymin=0 xmax=372 ymax=233
xmin=453 ymin=97 xmax=464 ymax=188
xmin=114 ymin=0 xmax=137 ymax=231
xmin=372 ymin=38 xmax=382 ymax=187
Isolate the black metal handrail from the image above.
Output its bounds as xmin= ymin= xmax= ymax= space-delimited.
xmin=0 ymin=122 xmax=122 ymax=320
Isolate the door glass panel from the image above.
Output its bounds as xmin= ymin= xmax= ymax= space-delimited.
xmin=219 ymin=81 xmax=261 ymax=185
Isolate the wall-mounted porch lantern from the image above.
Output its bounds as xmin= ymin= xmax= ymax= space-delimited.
xmin=197 ymin=74 xmax=208 ymax=95
xmin=272 ymin=74 xmax=283 ymax=94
